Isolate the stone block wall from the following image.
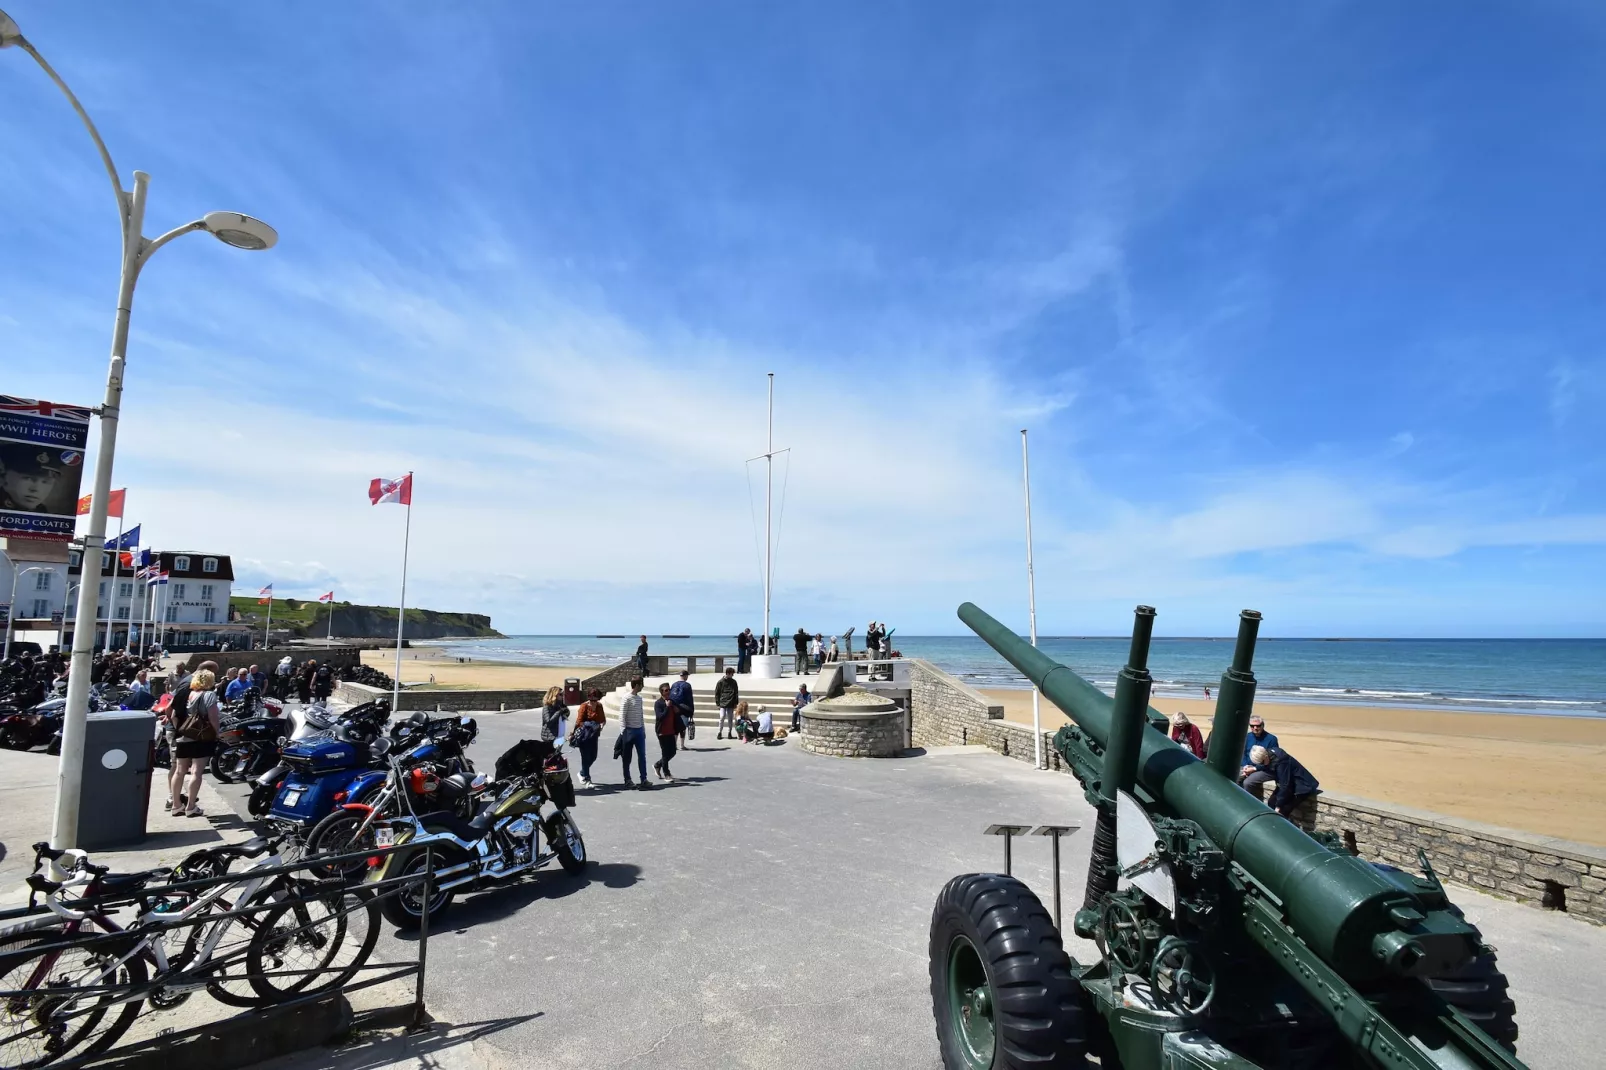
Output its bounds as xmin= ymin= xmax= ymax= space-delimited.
xmin=1312 ymin=794 xmax=1606 ymax=925
xmin=335 ymin=680 xmax=546 ymax=713
xmin=580 ymin=657 xmax=666 ymax=697
xmin=800 ymin=711 xmax=905 ymax=758
xmin=177 ymin=646 xmax=362 ymax=675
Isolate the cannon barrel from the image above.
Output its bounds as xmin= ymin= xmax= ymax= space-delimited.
xmin=958 ymin=601 xmax=1465 ymax=981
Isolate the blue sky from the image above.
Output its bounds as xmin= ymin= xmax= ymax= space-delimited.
xmin=2 ymin=2 xmax=1602 ymax=637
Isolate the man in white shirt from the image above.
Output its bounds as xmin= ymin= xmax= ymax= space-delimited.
xmin=617 ymin=678 xmax=650 ymax=789
xmin=754 ymin=705 xmax=774 ymax=742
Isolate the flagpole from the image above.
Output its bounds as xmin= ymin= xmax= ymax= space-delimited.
xmin=327 ymin=596 xmax=335 ymax=642
xmin=125 ymin=546 xmax=141 ymax=654
xmin=391 ymin=474 xmax=413 ymax=713
xmin=263 ymin=588 xmax=272 ymax=651
xmin=1021 ymin=429 xmax=1042 ymax=770
xmin=104 ymin=512 xmax=124 ymax=654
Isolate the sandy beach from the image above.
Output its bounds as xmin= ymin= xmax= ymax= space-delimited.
xmin=365 ymin=650 xmax=1606 ymax=846
xmin=985 ymin=690 xmax=1606 ymax=846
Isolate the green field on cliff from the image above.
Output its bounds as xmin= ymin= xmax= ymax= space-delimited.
xmin=228 ymin=597 xmax=502 ymax=639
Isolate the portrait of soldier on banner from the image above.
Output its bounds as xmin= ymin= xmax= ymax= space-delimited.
xmin=0 ymin=440 xmax=85 ymax=526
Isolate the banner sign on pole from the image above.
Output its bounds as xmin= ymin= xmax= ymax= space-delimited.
xmin=0 ymin=395 xmax=92 ymax=541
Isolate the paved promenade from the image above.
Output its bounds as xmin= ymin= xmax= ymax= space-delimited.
xmin=3 ymin=711 xmax=1603 ymax=1068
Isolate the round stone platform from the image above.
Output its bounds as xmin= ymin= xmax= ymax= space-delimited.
xmin=799 ymin=690 xmax=905 ymax=758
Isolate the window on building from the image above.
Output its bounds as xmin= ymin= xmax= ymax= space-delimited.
xmin=204 ymin=607 xmax=217 ymax=623
xmin=174 ymin=583 xmax=186 ymax=599
xmin=202 ymin=557 xmax=218 ymax=573
xmin=98 ymin=582 xmax=106 ymax=599
xmin=101 ymin=553 xmax=112 ymax=571
xmin=119 ymin=582 xmax=133 ymax=598
xmin=34 ymin=572 xmax=51 ymax=591
xmin=30 ymin=598 xmax=49 ymax=618
xmin=165 ymin=606 xmax=178 ymax=622
xmin=116 ymin=607 xmax=130 ymax=620
xmin=68 ymin=550 xmax=81 ymax=567
xmin=174 ymin=555 xmax=190 ymax=572
xmin=200 ymin=584 xmax=214 ymax=601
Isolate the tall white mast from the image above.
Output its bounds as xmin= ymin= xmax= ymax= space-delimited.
xmin=763 ymin=372 xmax=774 ymax=649
xmin=1022 ymin=429 xmax=1042 ymax=770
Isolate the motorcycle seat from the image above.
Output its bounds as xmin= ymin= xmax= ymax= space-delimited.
xmin=413 ymin=810 xmax=485 ymax=842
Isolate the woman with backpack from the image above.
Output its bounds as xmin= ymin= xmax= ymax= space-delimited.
xmin=570 ymin=689 xmax=606 ymax=788
xmin=170 ymin=669 xmax=221 ymax=818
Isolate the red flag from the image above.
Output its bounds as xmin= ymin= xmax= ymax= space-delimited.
xmin=368 ymin=473 xmax=412 ymax=506
xmin=318 ymin=591 xmax=334 ymax=603
xmin=77 ymin=488 xmax=125 ymax=518
xmin=118 ymin=551 xmax=133 ymax=568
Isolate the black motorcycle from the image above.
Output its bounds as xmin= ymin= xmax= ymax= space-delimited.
xmin=210 ymin=709 xmax=292 ymax=783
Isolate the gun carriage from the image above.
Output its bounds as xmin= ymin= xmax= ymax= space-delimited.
xmin=929 ymin=602 xmax=1524 ymax=1070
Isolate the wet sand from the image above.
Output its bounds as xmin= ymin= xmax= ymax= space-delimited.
xmin=364 ymin=649 xmax=589 ymax=691
xmin=984 ymin=690 xmax=1606 ymax=846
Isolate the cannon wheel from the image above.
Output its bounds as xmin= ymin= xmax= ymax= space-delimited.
xmin=929 ymin=873 xmax=1090 ymax=1069
xmin=1426 ymin=951 xmax=1518 ymax=1053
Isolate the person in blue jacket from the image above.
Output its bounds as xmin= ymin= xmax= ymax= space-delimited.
xmin=1249 ymin=745 xmax=1320 ymax=819
xmin=1238 ymin=714 xmax=1279 ymax=796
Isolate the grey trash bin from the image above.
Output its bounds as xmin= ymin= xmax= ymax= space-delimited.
xmin=76 ymin=711 xmax=157 ymax=849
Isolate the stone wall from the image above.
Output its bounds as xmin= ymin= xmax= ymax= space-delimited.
xmin=579 ymin=658 xmax=659 ymax=697
xmin=902 ymin=660 xmax=1606 ymax=926
xmin=800 ymin=710 xmax=906 ymax=758
xmin=335 ymin=680 xmax=545 ymax=713
xmin=1312 ymin=793 xmax=1606 ymax=925
xmin=176 ymin=646 xmax=362 ymax=675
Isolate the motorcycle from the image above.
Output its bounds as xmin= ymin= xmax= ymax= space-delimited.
xmin=366 ymin=739 xmax=586 ymax=930
xmin=304 ymin=722 xmax=488 ymax=882
xmin=209 ymin=701 xmax=291 ymax=783
xmin=247 ymin=701 xmax=393 ymax=821
xmin=0 ymin=684 xmax=115 ymax=753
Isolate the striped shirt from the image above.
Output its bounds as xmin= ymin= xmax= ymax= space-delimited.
xmin=619 ymin=692 xmax=645 ymax=730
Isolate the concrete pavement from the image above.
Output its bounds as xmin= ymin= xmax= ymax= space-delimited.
xmin=257 ymin=709 xmax=1603 ymax=1070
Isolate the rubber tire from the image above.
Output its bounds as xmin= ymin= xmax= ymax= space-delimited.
xmin=245 ymin=889 xmax=381 ymax=1003
xmin=0 ymin=933 xmax=148 ymax=1069
xmin=377 ymin=851 xmax=455 ymax=931
xmin=303 ymin=809 xmax=381 ymax=883
xmin=929 ymin=873 xmax=1091 ymax=1070
xmin=1427 ymin=951 xmax=1519 ymax=1053
xmin=551 ymin=813 xmax=587 ymax=875
xmin=209 ymin=745 xmax=247 ymax=783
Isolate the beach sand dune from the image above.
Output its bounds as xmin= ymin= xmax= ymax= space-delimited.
xmin=365 ymin=651 xmax=1605 ymax=846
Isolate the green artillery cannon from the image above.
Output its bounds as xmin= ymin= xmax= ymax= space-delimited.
xmin=929 ymin=602 xmax=1525 ymax=1070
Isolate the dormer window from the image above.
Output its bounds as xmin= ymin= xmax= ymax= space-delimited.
xmin=174 ymin=555 xmax=190 ymax=572
xmin=68 ymin=551 xmax=81 ymax=567
xmin=202 ymin=557 xmax=218 ymax=573
xmin=101 ymin=552 xmax=112 ymax=571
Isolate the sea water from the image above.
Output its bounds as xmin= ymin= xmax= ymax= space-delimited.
xmin=417 ymin=634 xmax=1605 ymax=718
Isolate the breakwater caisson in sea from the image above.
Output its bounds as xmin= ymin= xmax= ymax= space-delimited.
xmin=416 ymin=635 xmax=1606 ymax=718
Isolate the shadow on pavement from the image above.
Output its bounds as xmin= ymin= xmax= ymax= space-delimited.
xmin=389 ymin=862 xmax=644 ymax=938
xmin=283 ymin=1011 xmax=544 ymax=1070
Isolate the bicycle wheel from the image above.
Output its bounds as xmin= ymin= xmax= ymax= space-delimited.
xmin=303 ymin=809 xmax=381 ymax=884
xmin=0 ymin=933 xmax=147 ymax=1070
xmin=244 ymin=886 xmax=379 ymax=1003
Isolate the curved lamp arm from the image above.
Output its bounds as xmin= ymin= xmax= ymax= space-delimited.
xmin=4 ymin=30 xmax=130 ymax=233
xmin=137 ymin=220 xmax=208 ymax=270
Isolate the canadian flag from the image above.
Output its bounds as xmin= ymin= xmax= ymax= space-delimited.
xmin=318 ymin=591 xmax=335 ymax=603
xmin=369 ymin=473 xmax=413 ymax=506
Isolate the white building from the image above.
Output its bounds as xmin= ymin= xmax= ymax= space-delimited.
xmin=0 ymin=539 xmax=250 ymax=653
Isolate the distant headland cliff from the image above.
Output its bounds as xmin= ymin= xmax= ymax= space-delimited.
xmin=228 ymin=597 xmax=503 ymax=640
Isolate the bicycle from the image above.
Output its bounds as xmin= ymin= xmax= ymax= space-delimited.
xmin=0 ymin=836 xmax=379 ymax=1069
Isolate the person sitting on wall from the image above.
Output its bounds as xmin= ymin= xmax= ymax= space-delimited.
xmin=1247 ymin=745 xmax=1320 ymax=819
xmin=1168 ymin=711 xmax=1205 ymax=759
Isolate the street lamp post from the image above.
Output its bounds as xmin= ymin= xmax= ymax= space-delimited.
xmin=1 ymin=9 xmax=277 ymax=848
xmin=58 ymin=581 xmax=81 ymax=653
xmin=5 ymin=566 xmax=50 ymax=659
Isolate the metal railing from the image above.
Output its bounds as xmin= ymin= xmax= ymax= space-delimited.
xmin=0 ymin=840 xmax=440 ymax=1069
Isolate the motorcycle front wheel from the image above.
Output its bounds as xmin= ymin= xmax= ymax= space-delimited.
xmin=551 ymin=812 xmax=587 ymax=875
xmin=304 ymin=809 xmax=382 ymax=883
xmin=377 ymin=852 xmax=454 ymax=931
xmin=209 ymin=746 xmax=250 ymax=783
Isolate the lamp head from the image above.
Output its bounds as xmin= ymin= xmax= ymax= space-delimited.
xmin=0 ymin=9 xmax=23 ymax=48
xmin=202 ymin=211 xmax=277 ymax=251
